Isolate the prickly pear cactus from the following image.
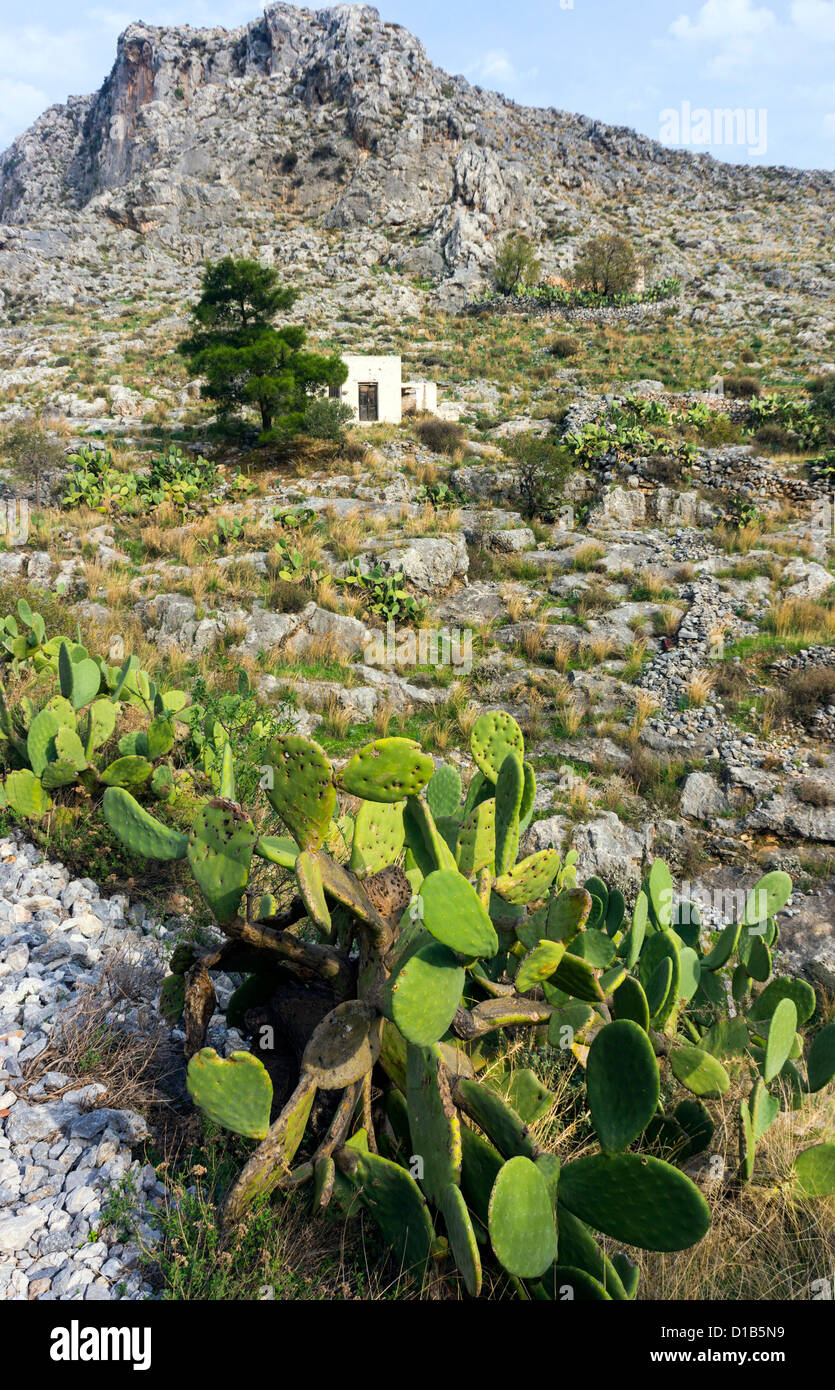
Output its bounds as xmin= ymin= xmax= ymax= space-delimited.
xmin=75 ymin=692 xmax=835 ymax=1298
xmin=0 ymin=616 xmax=188 ymax=823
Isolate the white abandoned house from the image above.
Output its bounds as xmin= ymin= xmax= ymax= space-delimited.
xmin=330 ymin=355 xmax=438 ymax=425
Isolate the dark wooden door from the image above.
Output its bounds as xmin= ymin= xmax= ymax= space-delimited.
xmin=358 ymin=382 xmax=379 ymax=421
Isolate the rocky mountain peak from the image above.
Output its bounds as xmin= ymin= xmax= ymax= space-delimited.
xmin=0 ymin=2 xmax=832 ymax=317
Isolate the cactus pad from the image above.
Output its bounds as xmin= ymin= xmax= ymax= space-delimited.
xmin=495 ymin=849 xmax=561 ymax=905
xmin=456 ymin=798 xmax=496 ymax=878
xmin=58 ymin=642 xmax=101 ymax=710
xmin=350 ymin=798 xmax=405 ymax=877
xmin=255 ymin=835 xmax=299 ymax=869
xmin=87 ymin=699 xmax=117 ymax=751
xmin=748 ymin=1077 xmax=779 ymax=1142
xmin=302 ymin=1001 xmax=381 ymax=1089
xmin=103 ymin=786 xmax=189 ymax=860
xmin=621 ymin=891 xmax=648 ymax=968
xmin=546 ymin=887 xmax=593 ymax=944
xmin=762 ymin=996 xmax=797 ymax=1083
xmin=793 ymin=1143 xmax=835 ymax=1198
xmin=647 ymin=859 xmax=674 ymax=929
xmin=550 ymin=950 xmax=605 ymax=1003
xmin=386 ymin=937 xmax=465 ymax=1046
xmin=587 ymin=1020 xmax=660 ymax=1152
xmin=488 ymin=1156 xmax=557 ymax=1278
xmin=807 ymin=1022 xmax=835 ymax=1093
xmin=426 ymin=763 xmax=463 ymax=820
xmin=406 ymin=1042 xmax=462 ymax=1203
xmin=494 ymin=751 xmax=524 ymax=875
xmin=519 ymin=762 xmax=537 ymax=831
xmin=187 ymin=801 xmax=258 ymax=925
xmin=3 ymin=770 xmax=52 ymax=819
xmin=264 ymin=735 xmax=335 ymax=850
xmin=515 ymin=940 xmax=567 ymax=993
xmin=337 ymin=1145 xmax=436 ymax=1270
xmin=186 ymin=1048 xmax=273 ymax=1139
xmin=605 ymin=888 xmax=626 ymax=937
xmin=26 ymin=709 xmax=59 ymax=777
xmin=640 ymin=932 xmax=680 ymax=1026
xmin=742 ymin=870 xmax=792 ymax=926
xmin=295 ymin=849 xmax=331 ymax=934
xmin=404 ymin=796 xmax=458 ymax=874
xmin=454 ymin=1078 xmax=536 ymax=1160
xmin=54 ymin=726 xmax=86 ymax=771
xmin=547 ymin=1267 xmax=612 ymax=1300
xmin=558 ymin=1153 xmax=711 ymax=1251
xmin=749 ymin=975 xmax=816 ymax=1026
xmin=339 ymin=736 xmax=433 ymax=803
xmin=555 ymin=1205 xmax=628 ymax=1299
xmin=460 ymin=1123 xmax=503 ymax=1228
xmin=669 ymin=1044 xmax=730 ymax=1098
xmin=612 ymin=975 xmax=650 ymax=1032
xmin=420 ymin=869 xmax=498 ymax=958
xmin=99 ymin=755 xmax=154 ymax=788
xmin=504 ymin=1069 xmax=554 ymax=1126
xmin=159 ymin=974 xmax=186 ymax=1025
xmin=470 ymin=710 xmax=525 ymax=783
xmin=439 ymin=1182 xmax=482 ymax=1296
xmin=40 ymin=760 xmax=80 ymax=791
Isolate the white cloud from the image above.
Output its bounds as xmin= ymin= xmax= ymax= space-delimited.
xmin=0 ymin=26 xmax=91 ymax=85
xmin=790 ymin=0 xmax=835 ymax=40
xmin=670 ymin=0 xmax=777 ymax=42
xmin=466 ymin=50 xmax=519 ymax=85
xmin=85 ymin=7 xmax=135 ymax=30
xmin=669 ymin=0 xmax=779 ymax=74
xmin=464 ymin=48 xmax=540 ymax=93
xmin=0 ymin=77 xmax=51 ymax=147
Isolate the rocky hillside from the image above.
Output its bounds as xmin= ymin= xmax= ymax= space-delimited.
xmin=1 ymin=1 xmax=833 ymax=325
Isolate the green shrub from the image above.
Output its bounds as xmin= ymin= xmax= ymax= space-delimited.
xmin=807 ymin=375 xmax=835 ymax=425
xmin=570 ymin=233 xmax=640 ymax=297
xmin=723 ymin=375 xmax=762 ymax=399
xmin=780 ymin=667 xmax=835 ymax=726
xmin=754 ymin=424 xmax=794 ymax=450
xmin=302 ymin=398 xmax=355 ymax=442
xmin=415 ymin=417 xmax=465 ymax=455
xmin=1 ymin=424 xmax=66 ymax=505
xmin=504 ymin=432 xmax=572 ymax=520
xmin=492 ymin=232 xmax=541 ymax=294
xmin=548 ymin=334 xmax=580 ymax=360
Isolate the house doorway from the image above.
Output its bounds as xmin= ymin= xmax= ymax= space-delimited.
xmin=358 ymin=382 xmax=379 ymax=422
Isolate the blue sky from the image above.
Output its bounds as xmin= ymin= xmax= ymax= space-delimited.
xmin=1 ymin=0 xmax=834 ymax=169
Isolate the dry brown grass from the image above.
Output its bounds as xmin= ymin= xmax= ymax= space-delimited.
xmin=767 ymin=597 xmax=835 ymax=646
xmin=501 ymin=586 xmax=527 ymax=624
xmin=521 ymin=622 xmax=547 ymax=662
xmin=552 ymin=638 xmax=573 ymax=674
xmin=517 ymin=1045 xmax=835 ymax=1302
xmin=21 ymin=951 xmax=169 ymax=1113
xmin=373 ymin=700 xmax=396 ymax=738
xmin=686 ymin=668 xmax=715 ymax=707
xmin=327 ymin=508 xmax=367 ymax=560
xmin=635 ymin=1088 xmax=835 ymax=1301
xmin=590 ymin=634 xmax=612 ymax=665
xmin=570 ymin=542 xmax=605 ymax=573
xmin=653 ymin=605 xmax=684 ymax=639
xmin=554 ymin=698 xmax=583 ymax=737
xmin=626 ymin=690 xmax=659 ymax=745
xmin=320 ymin=694 xmax=353 ymax=738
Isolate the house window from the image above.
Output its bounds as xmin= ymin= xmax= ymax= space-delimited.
xmin=358 ymin=382 xmax=379 ymax=422
xmin=328 ymin=384 xmax=341 ymax=399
